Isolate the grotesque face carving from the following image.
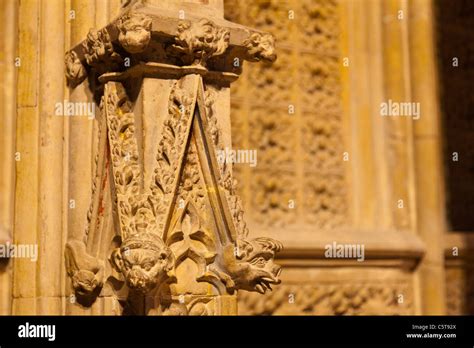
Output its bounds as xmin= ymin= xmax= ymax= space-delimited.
xmin=64 ymin=239 xmax=104 ymax=303
xmin=71 ymin=269 xmax=102 ymax=296
xmin=64 ymin=50 xmax=87 ymax=86
xmin=117 ymin=13 xmax=152 ymax=54
xmin=111 ymin=233 xmax=175 ymax=294
xmin=221 ymin=237 xmax=283 ymax=294
xmin=171 ymin=19 xmax=230 ymax=66
xmin=235 ymin=238 xmax=282 ymax=293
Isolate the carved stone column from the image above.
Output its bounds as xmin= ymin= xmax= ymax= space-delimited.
xmin=64 ymin=0 xmax=282 ymax=315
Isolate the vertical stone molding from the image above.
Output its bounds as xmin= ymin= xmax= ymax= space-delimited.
xmin=0 ymin=0 xmax=17 ymax=315
xmin=2 ymin=0 xmax=457 ymax=319
xmin=64 ymin=4 xmax=282 ymax=315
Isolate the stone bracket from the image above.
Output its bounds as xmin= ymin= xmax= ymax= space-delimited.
xmin=65 ymin=5 xmax=276 ymax=88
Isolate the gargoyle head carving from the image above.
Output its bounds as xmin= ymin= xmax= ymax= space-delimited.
xmin=170 ymin=19 xmax=230 ymax=67
xmin=83 ymin=29 xmax=122 ymax=69
xmin=117 ymin=13 xmax=152 ymax=54
xmin=71 ymin=270 xmax=102 ymax=297
xmin=243 ymin=33 xmax=277 ymax=63
xmin=64 ymin=50 xmax=87 ymax=87
xmin=221 ymin=237 xmax=283 ymax=294
xmin=65 ymin=240 xmax=104 ymax=302
xmin=111 ymin=232 xmax=175 ymax=294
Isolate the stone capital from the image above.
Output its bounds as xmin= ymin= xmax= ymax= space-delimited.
xmin=65 ymin=4 xmax=276 ymax=87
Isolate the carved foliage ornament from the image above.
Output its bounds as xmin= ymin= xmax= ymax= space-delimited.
xmin=239 ymin=282 xmax=413 ymax=315
xmin=213 ymin=237 xmax=283 ymax=294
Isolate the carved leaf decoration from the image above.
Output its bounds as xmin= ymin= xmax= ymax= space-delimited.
xmin=151 ymin=82 xmax=194 ymax=230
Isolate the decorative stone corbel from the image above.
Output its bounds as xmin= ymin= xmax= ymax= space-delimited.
xmin=65 ymin=50 xmax=87 ymax=87
xmin=110 ymin=233 xmax=175 ymax=294
xmin=243 ymin=32 xmax=277 ymax=62
xmin=169 ymin=19 xmax=230 ymax=67
xmin=64 ymin=4 xmax=283 ymax=315
xmin=212 ymin=238 xmax=283 ymax=294
xmin=83 ymin=28 xmax=123 ymax=74
xmin=64 ymin=240 xmax=104 ymax=304
xmin=0 ymin=225 xmax=11 ymax=271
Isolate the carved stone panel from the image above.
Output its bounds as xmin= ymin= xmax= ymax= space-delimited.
xmin=238 ymin=268 xmax=414 ymax=315
xmin=225 ymin=0 xmax=347 ymax=229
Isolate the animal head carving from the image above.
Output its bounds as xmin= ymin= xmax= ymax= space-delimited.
xmin=243 ymin=33 xmax=277 ymax=63
xmin=117 ymin=13 xmax=152 ymax=54
xmin=65 ymin=240 xmax=104 ymax=301
xmin=221 ymin=237 xmax=283 ymax=294
xmin=70 ymin=270 xmax=102 ymax=296
xmin=111 ymin=232 xmax=175 ymax=294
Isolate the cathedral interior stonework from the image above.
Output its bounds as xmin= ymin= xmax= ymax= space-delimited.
xmin=0 ymin=0 xmax=473 ymax=320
